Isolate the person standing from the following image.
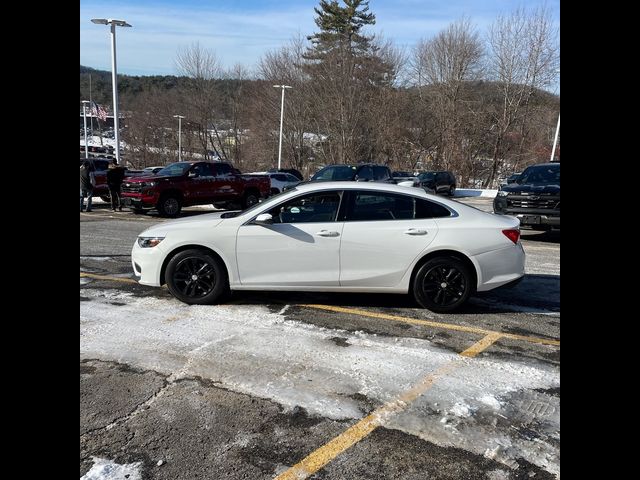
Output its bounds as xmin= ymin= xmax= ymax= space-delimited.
xmin=106 ymin=160 xmax=126 ymax=211
xmin=80 ymin=160 xmax=96 ymax=212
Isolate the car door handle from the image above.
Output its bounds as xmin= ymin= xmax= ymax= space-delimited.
xmin=404 ymin=228 xmax=428 ymax=235
xmin=316 ymin=230 xmax=340 ymax=237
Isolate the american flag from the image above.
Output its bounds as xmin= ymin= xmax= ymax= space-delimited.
xmin=91 ymin=102 xmax=108 ymax=122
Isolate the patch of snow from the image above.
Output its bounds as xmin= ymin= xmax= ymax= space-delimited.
xmin=81 ymin=457 xmax=142 ymax=480
xmin=80 ymin=289 xmax=559 ymax=476
xmin=80 ymin=256 xmax=112 ymax=262
xmin=450 ymin=402 xmax=473 ymax=417
xmin=454 ymin=189 xmax=498 ymax=198
xmin=478 ymin=394 xmax=502 ymax=410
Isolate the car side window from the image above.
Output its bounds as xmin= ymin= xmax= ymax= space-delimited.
xmin=218 ymin=163 xmax=232 ymax=176
xmin=415 ymin=198 xmax=451 ymax=218
xmin=198 ymin=163 xmax=215 ymax=177
xmin=273 ymin=174 xmax=287 ymax=181
xmin=347 ymin=192 xmax=414 ymax=221
xmin=357 ymin=166 xmax=374 ymax=181
xmin=267 ymin=191 xmax=342 ymax=224
xmin=373 ymin=166 xmax=390 ymax=180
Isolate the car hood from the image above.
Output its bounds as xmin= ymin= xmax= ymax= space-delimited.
xmin=500 ymin=183 xmax=560 ymax=195
xmin=139 ymin=211 xmax=229 ymax=237
xmin=124 ymin=175 xmax=178 ymax=184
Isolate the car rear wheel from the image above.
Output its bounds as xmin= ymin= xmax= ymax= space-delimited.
xmin=157 ymin=194 xmax=182 ymax=217
xmin=413 ymin=257 xmax=473 ymax=313
xmin=448 ymin=186 xmax=455 ymax=196
xmin=165 ymin=249 xmax=229 ymax=305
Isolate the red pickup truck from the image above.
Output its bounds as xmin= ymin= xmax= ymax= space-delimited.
xmin=120 ymin=161 xmax=271 ymax=217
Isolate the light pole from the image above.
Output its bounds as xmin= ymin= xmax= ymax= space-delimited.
xmin=550 ymin=113 xmax=560 ymax=162
xmin=173 ymin=115 xmax=185 ymax=161
xmin=91 ymin=18 xmax=132 ymax=165
xmin=273 ymin=84 xmax=292 ymax=169
xmin=82 ymin=100 xmax=90 ymax=160
xmin=549 ymin=68 xmax=560 ymax=162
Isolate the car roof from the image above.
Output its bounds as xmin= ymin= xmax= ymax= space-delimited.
xmin=294 ymin=181 xmax=430 ymax=196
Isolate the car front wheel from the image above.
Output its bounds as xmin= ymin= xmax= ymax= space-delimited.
xmin=165 ymin=249 xmax=229 ymax=305
xmin=413 ymin=257 xmax=473 ymax=313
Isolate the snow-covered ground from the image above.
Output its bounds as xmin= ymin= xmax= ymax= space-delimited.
xmin=80 ymin=287 xmax=559 ymax=475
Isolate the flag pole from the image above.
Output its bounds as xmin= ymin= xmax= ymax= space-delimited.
xmin=89 ymin=74 xmax=95 ymax=144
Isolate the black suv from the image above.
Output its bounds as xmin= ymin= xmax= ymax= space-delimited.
xmin=310 ymin=164 xmax=393 ymax=183
xmin=416 ymin=171 xmax=456 ymax=195
xmin=493 ymin=162 xmax=560 ymax=230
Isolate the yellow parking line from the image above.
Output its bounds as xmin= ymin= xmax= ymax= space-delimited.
xmin=274 ymin=333 xmax=502 ymax=480
xmin=80 ymin=272 xmax=138 ymax=284
xmin=302 ymin=304 xmax=559 ymax=346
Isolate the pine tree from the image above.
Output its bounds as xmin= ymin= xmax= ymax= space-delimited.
xmin=303 ymin=0 xmax=396 ymax=163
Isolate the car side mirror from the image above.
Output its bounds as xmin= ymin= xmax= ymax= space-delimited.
xmin=188 ymin=171 xmax=199 ymax=178
xmin=253 ymin=213 xmax=273 ymax=225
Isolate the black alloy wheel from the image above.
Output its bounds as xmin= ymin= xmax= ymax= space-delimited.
xmin=165 ymin=249 xmax=228 ymax=305
xmin=413 ymin=257 xmax=473 ymax=313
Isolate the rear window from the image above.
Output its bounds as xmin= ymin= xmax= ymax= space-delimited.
xmin=312 ymin=165 xmax=357 ymax=181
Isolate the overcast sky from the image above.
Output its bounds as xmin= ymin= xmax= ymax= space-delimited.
xmin=80 ymin=0 xmax=559 ymax=79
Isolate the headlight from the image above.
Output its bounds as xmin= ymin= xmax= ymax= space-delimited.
xmin=137 ymin=236 xmax=164 ymax=248
xmin=497 ymin=191 xmax=510 ymax=197
xmin=143 ymin=181 xmax=157 ymax=188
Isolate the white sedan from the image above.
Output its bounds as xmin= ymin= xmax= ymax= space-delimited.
xmin=132 ymin=182 xmax=524 ymax=312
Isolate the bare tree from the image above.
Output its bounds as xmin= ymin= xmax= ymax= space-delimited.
xmin=175 ymin=42 xmax=228 ymax=161
xmin=410 ymin=18 xmax=484 ymax=176
xmin=484 ymin=6 xmax=559 ymax=186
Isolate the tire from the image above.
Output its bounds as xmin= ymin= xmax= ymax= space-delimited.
xmin=157 ymin=194 xmax=182 ymax=217
xmin=100 ymin=195 xmax=111 ymax=203
xmin=413 ymin=257 xmax=474 ymax=313
xmin=242 ymin=191 xmax=259 ymax=210
xmin=448 ymin=186 xmax=455 ymax=196
xmin=165 ymin=249 xmax=229 ymax=305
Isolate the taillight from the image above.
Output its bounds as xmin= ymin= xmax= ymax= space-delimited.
xmin=502 ymin=229 xmax=520 ymax=244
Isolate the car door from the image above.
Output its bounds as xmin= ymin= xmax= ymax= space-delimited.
xmin=339 ymin=190 xmax=443 ymax=287
xmin=210 ymin=163 xmax=239 ymax=200
xmin=187 ymin=163 xmax=214 ymax=202
xmin=236 ymin=190 xmax=344 ymax=286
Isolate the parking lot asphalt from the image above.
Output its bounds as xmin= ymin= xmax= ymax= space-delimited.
xmin=80 ymin=197 xmax=560 ymax=480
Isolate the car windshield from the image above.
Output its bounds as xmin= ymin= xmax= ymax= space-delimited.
xmin=517 ymin=165 xmax=560 ymax=185
xmin=156 ymin=162 xmax=192 ymax=176
xmin=418 ymin=172 xmax=435 ymax=181
xmin=311 ymin=165 xmax=357 ymax=181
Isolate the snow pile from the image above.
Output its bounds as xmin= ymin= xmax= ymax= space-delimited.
xmin=453 ymin=189 xmax=498 ymax=198
xmin=81 ymin=457 xmax=142 ymax=480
